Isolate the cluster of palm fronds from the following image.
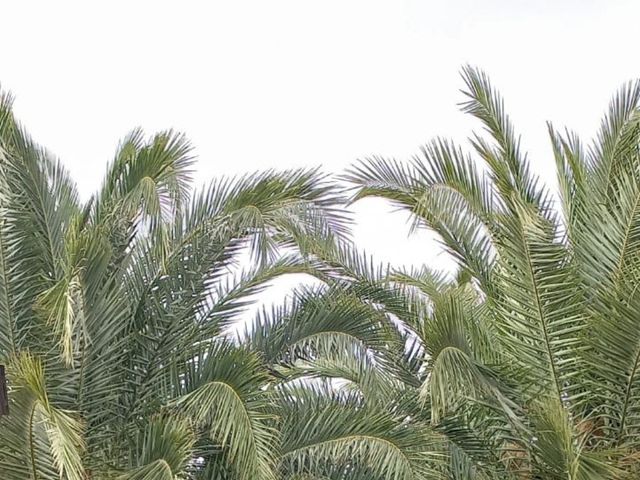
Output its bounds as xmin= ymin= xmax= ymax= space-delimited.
xmin=2 ymin=67 xmax=640 ymax=479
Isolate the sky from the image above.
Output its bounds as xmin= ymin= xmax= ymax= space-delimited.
xmin=2 ymin=0 xmax=640 ymax=308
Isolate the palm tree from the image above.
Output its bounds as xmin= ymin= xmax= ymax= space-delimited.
xmin=0 ymin=86 xmax=359 ymax=479
xmin=335 ymin=66 xmax=640 ymax=478
xmin=8 ymin=63 xmax=640 ymax=480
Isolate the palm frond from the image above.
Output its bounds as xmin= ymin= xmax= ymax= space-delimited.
xmin=278 ymin=386 xmax=445 ymax=480
xmin=0 ymin=354 xmax=85 ymax=480
xmin=175 ymin=342 xmax=278 ymax=480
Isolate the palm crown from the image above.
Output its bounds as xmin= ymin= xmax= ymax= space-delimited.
xmin=0 ymin=87 xmax=361 ymax=479
xmin=340 ymin=66 xmax=640 ymax=478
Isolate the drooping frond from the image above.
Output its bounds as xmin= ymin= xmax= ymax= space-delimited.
xmin=175 ymin=342 xmax=278 ymax=480
xmin=418 ymin=287 xmax=505 ymax=423
xmin=344 ymin=138 xmax=498 ymax=292
xmin=0 ymin=354 xmax=85 ymax=480
xmin=95 ymin=129 xmax=195 ymax=223
xmin=187 ymin=168 xmax=350 ymax=264
xmin=278 ymin=386 xmax=445 ymax=480
xmin=246 ymin=285 xmax=405 ymax=401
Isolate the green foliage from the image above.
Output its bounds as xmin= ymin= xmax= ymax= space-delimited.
xmin=0 ymin=88 xmax=353 ymax=479
xmin=5 ymin=64 xmax=640 ymax=479
xmin=343 ymin=65 xmax=640 ymax=478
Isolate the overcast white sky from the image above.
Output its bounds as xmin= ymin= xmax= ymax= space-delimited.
xmin=2 ymin=0 xmax=640 ymax=288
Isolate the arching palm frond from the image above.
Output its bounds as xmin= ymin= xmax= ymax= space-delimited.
xmin=175 ymin=341 xmax=278 ymax=480
xmin=278 ymin=385 xmax=444 ymax=480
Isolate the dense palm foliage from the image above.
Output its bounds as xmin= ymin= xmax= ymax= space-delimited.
xmin=330 ymin=66 xmax=640 ymax=478
xmin=5 ymin=66 xmax=640 ymax=479
xmin=0 ymin=87 xmax=398 ymax=479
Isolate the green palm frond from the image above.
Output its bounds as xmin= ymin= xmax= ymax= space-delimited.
xmin=0 ymin=354 xmax=85 ymax=480
xmin=527 ymin=397 xmax=620 ymax=480
xmin=95 ymin=128 xmax=194 ymax=223
xmin=278 ymin=385 xmax=445 ymax=480
xmin=175 ymin=341 xmax=278 ymax=480
xmin=547 ymin=123 xmax=587 ymax=237
xmin=188 ymin=168 xmax=350 ymax=264
xmin=589 ymin=80 xmax=640 ymax=200
xmin=0 ymin=95 xmax=80 ymax=360
xmin=344 ymin=143 xmax=497 ymax=292
xmin=246 ymin=285 xmax=406 ymax=401
xmin=115 ymin=415 xmax=196 ymax=480
xmin=460 ymin=65 xmax=545 ymax=209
